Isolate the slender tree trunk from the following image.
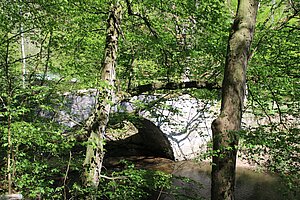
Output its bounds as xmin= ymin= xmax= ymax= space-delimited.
xmin=7 ymin=110 xmax=12 ymax=195
xmin=83 ymin=4 xmax=121 ymax=189
xmin=211 ymin=1 xmax=259 ymax=200
xmin=3 ymin=34 xmax=13 ymax=195
xmin=20 ymin=12 xmax=26 ymax=88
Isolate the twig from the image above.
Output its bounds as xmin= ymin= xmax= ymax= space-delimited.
xmin=248 ymin=88 xmax=272 ymax=124
xmin=100 ymin=174 xmax=127 ymax=180
xmin=63 ymin=151 xmax=72 ymax=200
xmin=156 ymin=186 xmax=164 ymax=200
xmin=125 ymin=0 xmax=158 ymax=38
xmin=266 ymin=84 xmax=288 ymax=130
xmin=0 ymin=96 xmax=6 ymax=107
xmin=0 ymin=28 xmax=35 ymax=46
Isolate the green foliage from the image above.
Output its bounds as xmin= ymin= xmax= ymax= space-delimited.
xmin=0 ymin=121 xmax=75 ymax=198
xmin=239 ymin=126 xmax=300 ymax=199
xmin=69 ymin=161 xmax=204 ymax=200
xmin=102 ymin=167 xmax=171 ymax=199
xmin=70 ymin=162 xmax=173 ymax=200
xmin=0 ymin=0 xmax=299 ymax=198
xmin=117 ymin=0 xmax=230 ymax=91
xmin=238 ymin=1 xmax=300 ymax=197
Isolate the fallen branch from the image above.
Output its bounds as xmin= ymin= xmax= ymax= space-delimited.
xmin=130 ymin=80 xmax=220 ymax=96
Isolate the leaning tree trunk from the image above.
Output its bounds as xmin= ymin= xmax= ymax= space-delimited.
xmin=211 ymin=1 xmax=258 ymax=200
xmin=83 ymin=4 xmax=121 ymax=189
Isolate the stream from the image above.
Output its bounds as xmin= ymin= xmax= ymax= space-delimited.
xmin=104 ymin=156 xmax=297 ymax=200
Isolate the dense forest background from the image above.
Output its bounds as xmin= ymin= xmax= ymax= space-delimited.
xmin=0 ymin=0 xmax=299 ymax=199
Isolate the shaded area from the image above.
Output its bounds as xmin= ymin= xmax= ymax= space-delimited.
xmin=105 ymin=117 xmax=175 ymax=160
xmin=104 ymin=156 xmax=175 ymax=174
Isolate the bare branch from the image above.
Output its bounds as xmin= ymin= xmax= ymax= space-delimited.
xmin=100 ymin=174 xmax=127 ymax=180
xmin=63 ymin=151 xmax=72 ymax=200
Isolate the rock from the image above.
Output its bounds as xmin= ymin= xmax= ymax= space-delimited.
xmin=0 ymin=194 xmax=23 ymax=200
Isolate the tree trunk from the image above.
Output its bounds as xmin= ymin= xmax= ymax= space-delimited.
xmin=211 ymin=1 xmax=258 ymax=200
xmin=83 ymin=4 xmax=121 ymax=189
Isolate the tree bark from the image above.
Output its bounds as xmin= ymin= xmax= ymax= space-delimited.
xmin=211 ymin=1 xmax=258 ymax=200
xmin=131 ymin=80 xmax=220 ymax=96
xmin=83 ymin=4 xmax=121 ymax=189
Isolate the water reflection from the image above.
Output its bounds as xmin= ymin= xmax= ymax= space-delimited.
xmin=104 ymin=157 xmax=296 ymax=200
xmin=169 ymin=161 xmax=285 ymax=200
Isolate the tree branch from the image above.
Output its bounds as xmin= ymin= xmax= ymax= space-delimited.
xmin=100 ymin=174 xmax=127 ymax=180
xmin=0 ymin=28 xmax=35 ymax=46
xmin=125 ymin=0 xmax=158 ymax=38
xmin=130 ymin=80 xmax=220 ymax=96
